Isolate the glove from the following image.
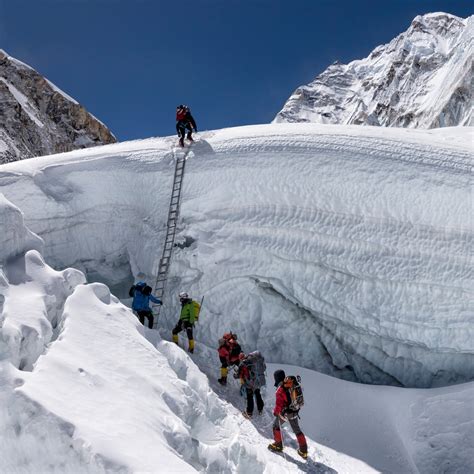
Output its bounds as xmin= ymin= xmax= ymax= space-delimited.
xmin=240 ymin=385 xmax=246 ymax=397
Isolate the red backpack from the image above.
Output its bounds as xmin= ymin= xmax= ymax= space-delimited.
xmin=176 ymin=107 xmax=187 ymax=121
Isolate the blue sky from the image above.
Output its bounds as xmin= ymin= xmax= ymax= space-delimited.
xmin=1 ymin=0 xmax=471 ymax=140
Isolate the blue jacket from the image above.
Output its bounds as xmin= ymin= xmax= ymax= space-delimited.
xmin=131 ymin=282 xmax=161 ymax=311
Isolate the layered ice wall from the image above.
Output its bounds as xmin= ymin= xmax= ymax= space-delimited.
xmin=0 ymin=194 xmax=299 ymax=473
xmin=0 ymin=124 xmax=472 ymax=387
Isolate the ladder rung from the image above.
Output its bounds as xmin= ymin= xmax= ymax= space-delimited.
xmin=152 ymin=154 xmax=187 ymax=300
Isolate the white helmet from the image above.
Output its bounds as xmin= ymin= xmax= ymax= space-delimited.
xmin=179 ymin=292 xmax=189 ymax=299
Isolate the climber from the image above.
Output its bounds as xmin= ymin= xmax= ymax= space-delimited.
xmin=217 ymin=332 xmax=242 ymax=385
xmin=237 ymin=351 xmax=266 ymax=419
xmin=172 ymin=292 xmax=198 ymax=353
xmin=268 ymin=369 xmax=308 ymax=460
xmin=176 ymin=105 xmax=197 ymax=147
xmin=129 ymin=279 xmax=162 ymax=329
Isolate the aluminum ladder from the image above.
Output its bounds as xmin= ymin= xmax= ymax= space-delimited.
xmin=152 ymin=148 xmax=189 ymax=328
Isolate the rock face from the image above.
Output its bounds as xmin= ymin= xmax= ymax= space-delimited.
xmin=0 ymin=49 xmax=116 ymax=164
xmin=274 ymin=13 xmax=473 ymax=128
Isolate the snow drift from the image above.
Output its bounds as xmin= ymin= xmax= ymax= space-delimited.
xmin=0 ymin=124 xmax=472 ymax=389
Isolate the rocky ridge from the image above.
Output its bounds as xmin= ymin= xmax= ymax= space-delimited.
xmin=0 ymin=49 xmax=116 ymax=163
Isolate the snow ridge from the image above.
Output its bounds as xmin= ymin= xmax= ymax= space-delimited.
xmin=274 ymin=12 xmax=473 ymax=129
xmin=0 ymin=124 xmax=472 ymax=389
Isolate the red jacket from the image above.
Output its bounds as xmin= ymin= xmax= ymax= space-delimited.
xmin=273 ymin=385 xmax=290 ymax=416
xmin=218 ymin=344 xmax=230 ymax=359
xmin=218 ymin=340 xmax=241 ymax=363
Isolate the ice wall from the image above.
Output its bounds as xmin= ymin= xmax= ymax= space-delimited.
xmin=0 ymin=125 xmax=472 ymax=387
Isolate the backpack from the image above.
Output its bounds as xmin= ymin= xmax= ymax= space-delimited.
xmin=243 ymin=351 xmax=266 ymax=389
xmin=283 ymin=375 xmax=304 ymax=411
xmin=129 ymin=284 xmax=152 ymax=297
xmin=176 ymin=108 xmax=187 ymax=121
xmin=192 ymin=300 xmax=201 ymax=321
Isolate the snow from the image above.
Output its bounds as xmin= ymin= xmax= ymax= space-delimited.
xmin=0 ymin=77 xmax=45 ymax=128
xmin=0 ymin=139 xmax=8 ymax=153
xmin=274 ymin=13 xmax=472 ymax=128
xmin=274 ymin=364 xmax=474 ymax=474
xmin=0 ymin=119 xmax=473 ymax=473
xmin=0 ymin=49 xmax=79 ymax=107
xmin=0 ymin=230 xmax=313 ymax=473
xmin=0 ymin=123 xmax=472 ymax=389
xmin=0 ymin=193 xmax=43 ymax=262
xmin=0 ymin=49 xmax=35 ymax=71
xmin=45 ymin=78 xmax=79 ymax=105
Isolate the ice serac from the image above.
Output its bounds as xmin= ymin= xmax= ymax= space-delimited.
xmin=274 ymin=13 xmax=473 ymax=128
xmin=0 ymin=124 xmax=472 ymax=388
xmin=0 ymin=49 xmax=116 ymax=164
xmin=0 ymin=193 xmax=43 ymax=262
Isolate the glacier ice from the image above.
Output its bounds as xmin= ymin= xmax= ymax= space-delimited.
xmin=0 ymin=189 xmax=473 ymax=473
xmin=0 ymin=124 xmax=472 ymax=388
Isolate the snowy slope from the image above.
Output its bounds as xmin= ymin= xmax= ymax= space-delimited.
xmin=0 ymin=123 xmax=472 ymax=390
xmin=0 ymin=49 xmax=116 ymax=164
xmin=1 ymin=196 xmax=472 ymax=473
xmin=0 ymin=203 xmax=306 ymax=473
xmin=274 ymin=13 xmax=473 ymax=128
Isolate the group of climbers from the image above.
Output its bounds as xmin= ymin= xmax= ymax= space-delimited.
xmin=217 ymin=331 xmax=308 ymax=459
xmin=129 ymin=281 xmax=200 ymax=356
xmin=129 ymin=104 xmax=307 ymax=458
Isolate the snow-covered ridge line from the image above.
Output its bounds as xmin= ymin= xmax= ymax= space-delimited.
xmin=0 ymin=123 xmax=472 ymax=388
xmin=274 ymin=12 xmax=473 ymax=129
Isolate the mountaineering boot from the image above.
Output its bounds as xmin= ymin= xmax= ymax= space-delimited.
xmin=297 ymin=449 xmax=308 ymax=460
xmin=186 ymin=132 xmax=193 ymax=141
xmin=179 ymin=137 xmax=184 ymax=147
xmin=188 ymin=339 xmax=195 ymax=354
xmin=267 ymin=442 xmax=283 ymax=453
xmin=218 ymin=367 xmax=228 ymax=385
xmin=296 ymin=433 xmax=308 ymax=459
xmin=242 ymin=411 xmax=252 ymax=419
xmin=172 ymin=334 xmax=179 ymax=345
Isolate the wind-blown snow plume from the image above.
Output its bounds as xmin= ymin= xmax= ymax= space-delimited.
xmin=274 ymin=13 xmax=473 ymax=128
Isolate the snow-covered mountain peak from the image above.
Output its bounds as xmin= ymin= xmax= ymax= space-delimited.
xmin=0 ymin=49 xmax=116 ymax=164
xmin=274 ymin=12 xmax=473 ymax=128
